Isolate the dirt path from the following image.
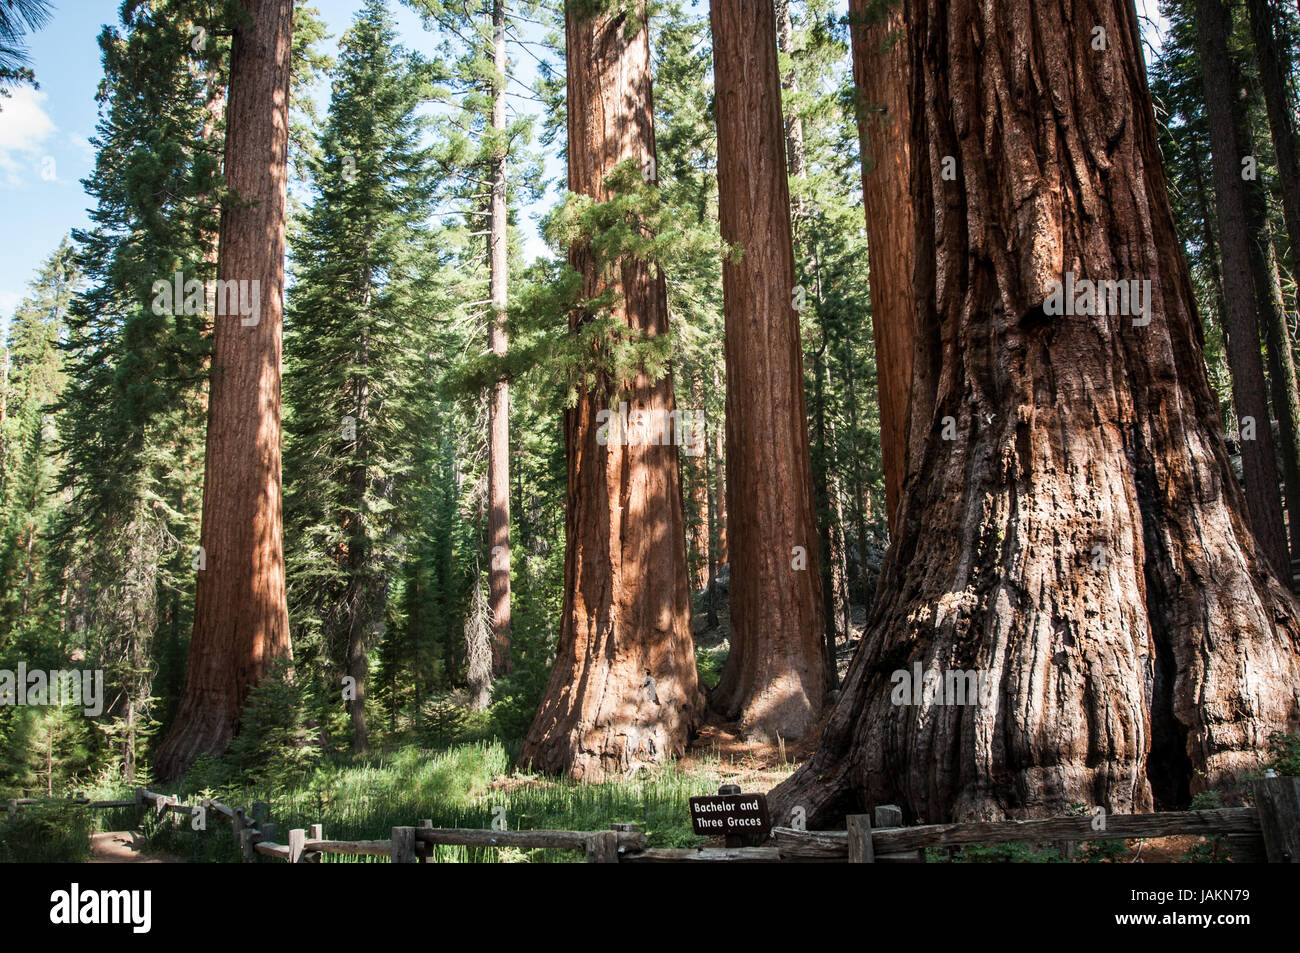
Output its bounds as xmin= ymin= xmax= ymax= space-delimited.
xmin=88 ymin=831 xmax=185 ymax=864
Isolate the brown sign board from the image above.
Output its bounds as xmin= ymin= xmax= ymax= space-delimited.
xmin=689 ymin=793 xmax=771 ymax=837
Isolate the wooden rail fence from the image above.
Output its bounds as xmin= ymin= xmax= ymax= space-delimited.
xmin=5 ymin=777 xmax=1297 ymax=863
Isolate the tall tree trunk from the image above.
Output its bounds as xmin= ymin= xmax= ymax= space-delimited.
xmin=345 ymin=310 xmax=374 ymax=753
xmin=1186 ymin=122 xmax=1229 ymax=346
xmin=487 ymin=0 xmax=513 ymax=674
xmin=1243 ymin=0 xmax=1300 ymax=563
xmin=1195 ymin=0 xmax=1289 ymax=579
xmin=849 ymin=0 xmax=913 ymax=536
xmin=689 ymin=371 xmax=711 ymax=591
xmin=155 ymin=0 xmax=294 ymax=781
xmin=518 ymin=2 xmax=702 ymax=781
xmin=1255 ymin=226 xmax=1300 ymax=567
xmin=1246 ymin=0 xmax=1300 ymax=314
xmin=709 ymin=0 xmax=825 ymax=741
xmin=705 ymin=405 xmax=720 ymax=630
xmin=711 ymin=361 xmax=727 ymax=569
xmin=777 ymin=0 xmax=849 ymax=688
xmin=770 ymin=0 xmax=1300 ymax=827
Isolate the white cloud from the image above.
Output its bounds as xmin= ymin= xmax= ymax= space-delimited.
xmin=0 ymin=87 xmax=57 ymax=186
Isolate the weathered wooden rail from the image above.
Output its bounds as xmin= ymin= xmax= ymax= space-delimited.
xmin=6 ymin=777 xmax=1297 ymax=863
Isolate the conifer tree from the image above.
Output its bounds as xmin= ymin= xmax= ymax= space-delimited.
xmin=283 ymin=0 xmax=439 ymax=753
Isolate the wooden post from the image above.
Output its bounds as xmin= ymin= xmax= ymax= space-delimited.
xmin=391 ymin=827 xmax=417 ymax=863
xmin=240 ymin=828 xmax=256 ymax=863
xmin=874 ymin=804 xmax=903 ymax=827
xmin=1253 ymin=777 xmax=1300 ymax=863
xmin=847 ymin=814 xmax=874 ymax=863
xmin=585 ymin=831 xmax=619 ymax=863
xmin=874 ymin=804 xmax=924 ymax=863
xmin=252 ymin=801 xmax=266 ymax=826
xmin=232 ymin=807 xmax=246 ymax=845
xmin=289 ymin=828 xmax=306 ymax=863
xmin=611 ymin=822 xmax=638 ymax=860
xmin=416 ymin=819 xmax=432 ymax=864
xmin=1227 ymin=833 xmax=1267 ymax=863
xmin=306 ymin=823 xmax=323 ymax=863
xmin=261 ymin=823 xmax=277 ymax=851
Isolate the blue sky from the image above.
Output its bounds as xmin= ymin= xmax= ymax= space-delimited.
xmin=0 ymin=0 xmax=1168 ymax=329
xmin=0 ymin=0 xmax=555 ymax=326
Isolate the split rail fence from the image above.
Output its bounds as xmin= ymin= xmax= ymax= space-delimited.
xmin=5 ymin=777 xmax=1298 ymax=863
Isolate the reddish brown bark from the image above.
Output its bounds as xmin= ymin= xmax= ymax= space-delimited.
xmin=778 ymin=0 xmax=850 ymax=683
xmin=155 ymin=0 xmax=294 ymax=781
xmin=689 ymin=372 xmax=711 ymax=592
xmin=517 ymin=2 xmax=702 ymax=781
xmin=487 ymin=0 xmax=512 ymax=673
xmin=770 ymin=0 xmax=1300 ymax=826
xmin=712 ymin=362 xmax=727 ymax=569
xmin=709 ymin=0 xmax=825 ymax=741
xmin=849 ymin=0 xmax=913 ymax=537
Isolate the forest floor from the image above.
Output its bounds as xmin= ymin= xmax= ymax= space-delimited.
xmin=89 ymin=831 xmax=184 ymax=863
xmin=685 ymin=598 xmax=869 ymax=793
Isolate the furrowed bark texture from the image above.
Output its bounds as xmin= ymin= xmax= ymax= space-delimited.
xmin=710 ymin=0 xmax=826 ymax=740
xmin=850 ymin=0 xmax=914 ymax=536
xmin=769 ymin=0 xmax=1300 ymax=826
xmin=156 ymin=0 xmax=294 ymax=781
xmin=518 ymin=3 xmax=702 ymax=781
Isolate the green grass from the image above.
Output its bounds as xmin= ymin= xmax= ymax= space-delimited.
xmin=0 ymin=802 xmax=94 ymax=862
xmin=140 ymin=741 xmax=741 ymax=863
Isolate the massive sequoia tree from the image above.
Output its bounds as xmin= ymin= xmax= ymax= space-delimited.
xmin=770 ymin=0 xmax=1300 ymax=826
xmin=849 ymin=0 xmax=913 ymax=537
xmin=517 ymin=0 xmax=702 ymax=781
xmin=155 ymin=0 xmax=294 ymax=781
xmin=709 ymin=0 xmax=826 ymax=741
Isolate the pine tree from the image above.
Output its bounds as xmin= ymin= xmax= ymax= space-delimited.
xmin=0 ymin=238 xmax=79 ymax=643
xmin=55 ymin=1 xmax=224 ymax=782
xmin=404 ymin=0 xmax=545 ymax=680
xmin=283 ymin=0 xmax=439 ymax=753
xmin=0 ymin=0 xmax=52 ymax=104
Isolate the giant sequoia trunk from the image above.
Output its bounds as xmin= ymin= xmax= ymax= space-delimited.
xmin=769 ymin=0 xmax=1300 ymax=826
xmin=849 ymin=0 xmax=913 ymax=537
xmin=517 ymin=3 xmax=702 ymax=781
xmin=487 ymin=0 xmax=512 ymax=673
xmin=710 ymin=0 xmax=825 ymax=741
xmin=1195 ymin=0 xmax=1289 ymax=580
xmin=155 ymin=0 xmax=294 ymax=781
